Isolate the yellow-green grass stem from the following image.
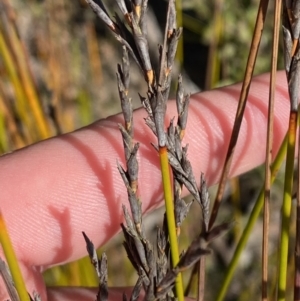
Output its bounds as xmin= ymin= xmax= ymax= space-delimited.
xmin=0 ymin=30 xmax=32 ymax=142
xmin=7 ymin=24 xmax=51 ymax=140
xmin=277 ymin=111 xmax=298 ymax=301
xmin=0 ymin=210 xmax=30 ymax=301
xmin=216 ymin=122 xmax=290 ymax=301
xmin=159 ymin=146 xmax=184 ymax=301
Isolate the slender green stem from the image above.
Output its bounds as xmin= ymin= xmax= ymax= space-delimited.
xmin=295 ymin=109 xmax=300 ymax=301
xmin=216 ymin=124 xmax=290 ymax=301
xmin=0 ymin=30 xmax=31 ymax=140
xmin=6 ymin=21 xmax=51 ymax=139
xmin=277 ymin=111 xmax=298 ymax=301
xmin=0 ymin=210 xmax=30 ymax=301
xmin=159 ymin=146 xmax=184 ymax=301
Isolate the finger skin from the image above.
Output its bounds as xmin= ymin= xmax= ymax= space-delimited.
xmin=0 ymin=72 xmax=290 ymax=300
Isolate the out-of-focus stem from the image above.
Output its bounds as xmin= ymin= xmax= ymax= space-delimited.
xmin=295 ymin=104 xmax=300 ymax=301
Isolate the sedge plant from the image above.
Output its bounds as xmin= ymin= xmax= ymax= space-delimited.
xmin=2 ymin=0 xmax=300 ymax=301
xmin=82 ymin=1 xmax=219 ymax=300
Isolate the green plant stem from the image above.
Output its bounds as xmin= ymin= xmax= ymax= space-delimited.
xmin=216 ymin=124 xmax=290 ymax=301
xmin=0 ymin=30 xmax=31 ymax=141
xmin=277 ymin=111 xmax=298 ymax=301
xmin=0 ymin=210 xmax=30 ymax=301
xmin=159 ymin=146 xmax=184 ymax=301
xmin=295 ymin=110 xmax=300 ymax=301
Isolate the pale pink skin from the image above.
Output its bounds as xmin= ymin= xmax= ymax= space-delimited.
xmin=0 ymin=72 xmax=291 ymax=300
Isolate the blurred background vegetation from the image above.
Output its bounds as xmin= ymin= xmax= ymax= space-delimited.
xmin=0 ymin=0 xmax=286 ymax=300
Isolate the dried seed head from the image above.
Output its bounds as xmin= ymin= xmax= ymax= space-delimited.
xmin=121 ymin=225 xmax=139 ymax=270
xmin=99 ymin=253 xmax=108 ymax=282
xmin=128 ymin=191 xmax=142 ymax=232
xmin=116 ymin=0 xmax=131 ymax=25
xmin=122 ymin=222 xmax=149 ymax=273
xmin=134 ymin=236 xmax=149 ymax=272
xmin=157 ymin=227 xmax=168 ymax=283
xmin=156 ymin=234 xmax=210 ymax=298
xmin=117 ymin=161 xmax=130 ymax=188
xmin=111 ymin=15 xmax=144 ymax=71
xmin=85 ymin=0 xmax=116 ymax=32
xmin=156 ymin=270 xmax=177 ymax=299
xmin=131 ymin=17 xmax=153 ymax=84
xmin=144 ymin=117 xmax=157 ymax=135
xmin=166 ymin=28 xmax=182 ymax=70
xmin=176 ymin=237 xmax=211 ymax=272
xmin=179 ymin=93 xmax=190 ymax=139
xmin=288 ymin=57 xmax=300 ymax=112
xmin=120 ymin=46 xmax=130 ymax=91
xmin=174 ymin=128 xmax=182 ymax=160
xmin=168 ymin=152 xmax=187 ymax=177
xmin=123 ymin=205 xmax=135 ymax=230
xmin=283 ymin=2 xmax=300 ymax=112
xmin=127 ymin=143 xmax=140 ymax=192
xmin=175 ymin=172 xmax=199 ymax=202
xmin=204 ymin=221 xmax=233 ymax=243
xmin=97 ymin=253 xmax=108 ymax=301
xmin=131 ymin=277 xmax=143 ymax=301
xmin=82 ymin=232 xmax=100 ymax=277
xmin=179 ymin=147 xmax=200 ymax=202
xmin=291 ymin=0 xmax=300 ymax=56
xmin=117 ymin=75 xmax=133 ymax=136
xmin=0 ymin=257 xmax=20 ymax=301
xmin=133 ymin=3 xmax=141 ymax=19
xmin=140 ymin=94 xmax=153 ymax=117
xmin=200 ymin=173 xmax=210 ymax=233
xmin=166 ymin=118 xmax=176 ymax=152
xmin=118 ymin=124 xmax=132 ymax=161
xmin=139 ymin=0 xmax=149 ymax=35
xmin=168 ymin=0 xmax=177 ymax=37
xmin=176 ymin=74 xmax=184 ymax=114
xmin=152 ymin=92 xmax=167 ymax=147
xmin=175 ymin=196 xmax=193 ymax=229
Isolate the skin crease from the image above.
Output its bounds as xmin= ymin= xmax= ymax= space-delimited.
xmin=0 ymin=71 xmax=291 ymax=301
